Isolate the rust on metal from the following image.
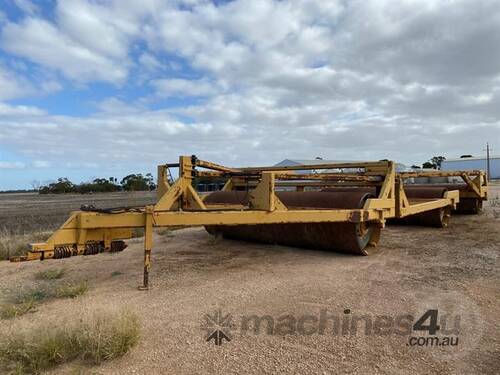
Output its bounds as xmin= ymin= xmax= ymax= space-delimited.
xmin=205 ymin=190 xmax=380 ymax=255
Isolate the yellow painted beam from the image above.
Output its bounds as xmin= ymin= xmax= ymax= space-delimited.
xmin=399 ymin=192 xmax=459 ymax=217
xmin=154 ymin=178 xmax=186 ymax=211
xmin=152 ymin=209 xmax=380 ymax=227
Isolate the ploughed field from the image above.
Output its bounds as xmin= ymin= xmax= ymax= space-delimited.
xmin=0 ymin=191 xmax=156 ymax=233
xmin=0 ymin=191 xmax=156 ymax=261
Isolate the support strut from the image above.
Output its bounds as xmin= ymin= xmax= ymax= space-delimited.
xmin=139 ymin=206 xmax=154 ymax=290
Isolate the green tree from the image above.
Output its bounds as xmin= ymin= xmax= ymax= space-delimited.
xmin=430 ymin=156 xmax=446 ymax=169
xmin=77 ymin=178 xmax=121 ymax=194
xmin=422 ymin=156 xmax=446 ymax=170
xmin=39 ymin=178 xmax=76 ymax=194
xmin=120 ymin=173 xmax=156 ymax=191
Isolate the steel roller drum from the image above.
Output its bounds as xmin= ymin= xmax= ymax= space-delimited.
xmin=392 ymin=186 xmax=450 ymax=227
xmin=323 ymin=186 xmax=451 ymax=227
xmin=204 ymin=190 xmax=381 ymax=255
xmin=406 ymin=184 xmax=482 ymax=214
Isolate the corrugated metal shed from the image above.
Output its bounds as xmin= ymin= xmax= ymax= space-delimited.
xmin=441 ymin=156 xmax=500 ymax=179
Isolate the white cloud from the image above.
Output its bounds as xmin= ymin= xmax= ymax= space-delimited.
xmin=0 ymin=99 xmax=498 ymax=175
xmin=31 ymin=160 xmax=50 ymax=168
xmin=13 ymin=0 xmax=39 ymax=15
xmin=55 ymin=0 xmax=137 ymax=60
xmin=1 ymin=18 xmax=128 ymax=83
xmin=39 ymin=80 xmax=63 ymax=94
xmin=0 ymin=102 xmax=46 ymax=116
xmin=151 ymin=78 xmax=222 ymax=98
xmin=139 ymin=53 xmax=163 ymax=72
xmin=0 ymin=64 xmax=63 ymax=101
xmin=95 ymin=97 xmax=143 ymax=114
xmin=0 ymin=160 xmax=50 ymax=170
xmin=0 ymin=0 xmax=499 ymax=183
xmin=0 ymin=65 xmax=33 ymax=100
xmin=0 ymin=161 xmax=26 ymax=169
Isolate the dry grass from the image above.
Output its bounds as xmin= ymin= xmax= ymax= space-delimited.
xmin=0 ymin=307 xmax=140 ymax=374
xmin=0 ymin=229 xmax=51 ymax=261
xmin=1 ymin=282 xmax=88 ymax=320
xmin=8 ymin=282 xmax=89 ymax=304
xmin=0 ymin=301 xmax=36 ymax=320
xmin=0 ymin=286 xmax=52 ymax=320
xmin=56 ymin=282 xmax=89 ymax=298
xmin=10 ymin=285 xmax=53 ymax=305
xmin=34 ymin=268 xmax=65 ymax=280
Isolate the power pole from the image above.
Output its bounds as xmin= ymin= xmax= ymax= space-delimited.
xmin=485 ymin=143 xmax=491 ymax=181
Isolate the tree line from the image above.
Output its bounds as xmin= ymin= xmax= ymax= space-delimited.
xmin=411 ymin=156 xmax=446 ymax=170
xmin=413 ymin=154 xmax=478 ymax=170
xmin=29 ymin=154 xmax=465 ymax=194
xmin=38 ymin=174 xmax=156 ymax=194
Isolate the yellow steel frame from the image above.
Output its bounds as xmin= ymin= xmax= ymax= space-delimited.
xmin=10 ymin=155 xmax=488 ymax=289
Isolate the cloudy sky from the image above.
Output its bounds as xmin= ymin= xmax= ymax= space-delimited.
xmin=0 ymin=0 xmax=499 ymax=190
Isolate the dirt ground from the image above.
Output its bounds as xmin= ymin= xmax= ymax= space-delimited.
xmin=0 ymin=185 xmax=499 ymax=374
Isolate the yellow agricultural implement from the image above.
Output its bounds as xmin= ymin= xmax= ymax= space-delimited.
xmin=10 ymin=156 xmax=488 ymax=289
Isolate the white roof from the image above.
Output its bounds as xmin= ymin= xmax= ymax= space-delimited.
xmin=443 ymin=155 xmax=500 ymax=162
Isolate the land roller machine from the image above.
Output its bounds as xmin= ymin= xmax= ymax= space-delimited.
xmin=10 ymin=156 xmax=488 ymax=289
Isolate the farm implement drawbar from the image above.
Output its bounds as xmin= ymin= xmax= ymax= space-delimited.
xmin=10 ymin=156 xmax=488 ymax=289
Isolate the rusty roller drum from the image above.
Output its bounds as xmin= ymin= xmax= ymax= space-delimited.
xmin=392 ymin=186 xmax=451 ymax=228
xmin=324 ymin=186 xmax=452 ymax=227
xmin=204 ymin=191 xmax=381 ymax=255
xmin=454 ymin=197 xmax=482 ymax=214
xmin=436 ymin=184 xmax=482 ymax=214
xmin=408 ymin=184 xmax=482 ymax=214
xmin=321 ymin=187 xmax=376 ymax=194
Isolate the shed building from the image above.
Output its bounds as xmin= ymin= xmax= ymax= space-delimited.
xmin=441 ymin=156 xmax=499 ymax=180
